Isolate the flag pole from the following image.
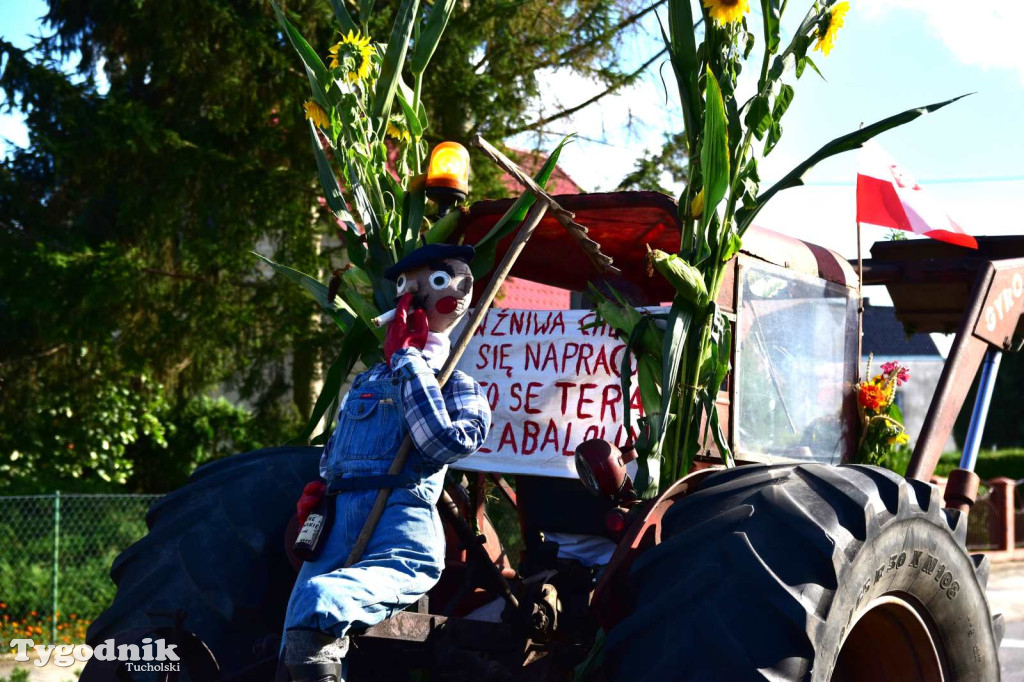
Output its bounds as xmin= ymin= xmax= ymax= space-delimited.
xmin=856 ymin=220 xmax=864 ymax=383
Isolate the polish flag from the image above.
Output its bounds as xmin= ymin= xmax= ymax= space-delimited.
xmin=856 ymin=142 xmax=977 ymax=249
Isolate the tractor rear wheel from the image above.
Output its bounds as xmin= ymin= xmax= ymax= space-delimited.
xmin=85 ymin=446 xmax=320 ymax=679
xmin=603 ymin=463 xmax=1003 ymax=681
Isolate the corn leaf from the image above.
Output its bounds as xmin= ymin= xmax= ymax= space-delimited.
xmin=738 ymin=94 xmax=968 ymax=234
xmin=308 ymin=121 xmax=346 ymax=214
xmin=339 ymin=283 xmax=385 ymax=342
xmin=424 ymin=208 xmax=461 ymax=244
xmin=371 ymin=0 xmax=420 ymax=134
xmin=395 ymin=82 xmax=424 ymax=137
xmin=659 ymin=300 xmax=693 ymax=433
xmin=253 ymin=252 xmax=356 ymax=332
xmin=471 ymin=136 xmax=571 ymax=279
xmin=663 ymin=0 xmax=700 ymax=153
xmin=270 ymin=1 xmax=331 ymax=104
xmin=701 ymin=68 xmax=730 ymax=226
xmin=326 ymin=0 xmax=359 ymax=35
xmin=358 ymin=0 xmax=374 ymax=28
xmin=411 ymin=0 xmax=457 ymax=74
xmin=289 ymin=321 xmax=374 ymax=445
xmin=401 ymin=179 xmax=426 ymax=257
xmin=760 ymin=0 xmax=782 ymax=55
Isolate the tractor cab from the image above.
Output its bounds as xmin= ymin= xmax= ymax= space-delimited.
xmin=458 ymin=190 xmax=861 ymax=474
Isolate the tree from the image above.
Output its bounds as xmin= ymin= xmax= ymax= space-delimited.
xmin=0 ymin=0 xmax=652 ymax=493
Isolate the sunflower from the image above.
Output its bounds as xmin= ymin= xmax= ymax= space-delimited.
xmin=813 ymin=1 xmax=850 ymax=56
xmin=386 ymin=115 xmax=411 ymax=144
xmin=702 ymin=0 xmax=750 ymax=25
xmin=303 ymin=99 xmax=330 ymax=130
xmin=329 ymin=30 xmax=374 ymax=83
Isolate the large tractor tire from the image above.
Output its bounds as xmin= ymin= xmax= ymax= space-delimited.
xmin=604 ymin=463 xmax=1003 ymax=681
xmin=86 ymin=446 xmax=320 ymax=679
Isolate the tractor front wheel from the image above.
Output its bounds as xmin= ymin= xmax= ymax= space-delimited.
xmin=604 ymin=463 xmax=1003 ymax=681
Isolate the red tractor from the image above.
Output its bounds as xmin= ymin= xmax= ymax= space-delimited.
xmin=84 ymin=191 xmax=1012 ymax=681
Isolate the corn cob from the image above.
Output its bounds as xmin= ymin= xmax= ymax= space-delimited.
xmin=647 ymin=245 xmax=709 ymax=308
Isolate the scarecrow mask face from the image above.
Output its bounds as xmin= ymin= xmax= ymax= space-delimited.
xmin=395 ymin=258 xmax=474 ymax=334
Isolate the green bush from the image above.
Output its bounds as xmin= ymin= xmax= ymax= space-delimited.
xmin=876 ymin=447 xmax=1024 ymax=482
xmin=0 ymin=495 xmax=156 ymax=643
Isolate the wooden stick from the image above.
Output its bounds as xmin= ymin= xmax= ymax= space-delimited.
xmin=344 ymin=201 xmax=550 ymax=567
xmin=473 ymin=134 xmax=619 ymax=275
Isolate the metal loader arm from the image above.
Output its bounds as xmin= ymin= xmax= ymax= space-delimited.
xmin=861 ymin=239 xmax=1024 ymax=482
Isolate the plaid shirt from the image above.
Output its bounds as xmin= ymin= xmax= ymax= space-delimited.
xmin=319 ymin=347 xmax=491 ymax=477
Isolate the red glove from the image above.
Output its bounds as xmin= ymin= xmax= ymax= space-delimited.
xmin=384 ymin=292 xmax=429 ymax=363
xmin=296 ymin=480 xmax=326 ymax=525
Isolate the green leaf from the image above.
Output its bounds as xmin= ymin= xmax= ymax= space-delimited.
xmin=701 ymin=68 xmax=730 ymax=226
xmin=358 ymin=0 xmax=374 ymax=28
xmin=657 ymin=298 xmax=694 ymax=453
xmin=796 ymin=55 xmax=824 ymax=80
xmin=743 ymin=95 xmax=771 ymax=141
xmin=663 ymin=0 xmax=700 ymax=155
xmin=424 ymin=208 xmax=461 ymax=244
xmin=411 ymin=0 xmax=457 ymax=74
xmin=339 ymin=285 xmax=385 ymax=342
xmin=269 ymin=1 xmax=331 ymax=106
xmin=400 ymin=179 xmax=426 ymax=257
xmin=889 ymin=402 xmax=904 ymax=424
xmin=308 ymin=121 xmax=346 ymax=214
xmin=327 ymin=0 xmax=359 ymax=35
xmin=740 ymin=94 xmax=969 ymax=235
xmin=771 ymin=83 xmax=794 ymax=124
xmin=370 ymin=0 xmax=420 ymax=134
xmin=471 ymin=136 xmax=572 ymax=278
xmin=760 ymin=0 xmax=782 ymax=54
xmin=253 ymin=252 xmax=356 ymax=332
xmin=289 ymin=321 xmax=374 ymax=445
xmin=620 ymin=316 xmax=663 ymax=445
xmin=395 ymin=83 xmax=424 ymax=137
xmin=764 ymin=83 xmax=794 ymax=158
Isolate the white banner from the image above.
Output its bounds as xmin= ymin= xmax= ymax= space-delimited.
xmin=451 ymin=309 xmax=646 ymax=479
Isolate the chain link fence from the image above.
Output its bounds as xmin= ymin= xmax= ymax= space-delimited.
xmin=0 ymin=493 xmax=162 ymax=646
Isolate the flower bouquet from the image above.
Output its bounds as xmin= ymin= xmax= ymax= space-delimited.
xmin=856 ymin=358 xmax=911 ymax=465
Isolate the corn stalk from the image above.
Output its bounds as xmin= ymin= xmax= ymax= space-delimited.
xmin=601 ymin=0 xmax=966 ymax=498
xmin=262 ymin=0 xmax=571 ymax=444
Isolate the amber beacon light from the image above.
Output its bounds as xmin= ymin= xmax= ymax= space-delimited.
xmin=425 ymin=141 xmax=470 ymax=213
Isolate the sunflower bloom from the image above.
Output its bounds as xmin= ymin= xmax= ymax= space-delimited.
xmin=689 ymin=189 xmax=705 ymax=219
xmin=702 ymin=0 xmax=750 ymax=25
xmin=329 ymin=30 xmax=374 ymax=83
xmin=303 ymin=100 xmax=330 ymax=130
xmin=386 ymin=115 xmax=411 ymax=144
xmin=814 ymin=1 xmax=850 ymax=56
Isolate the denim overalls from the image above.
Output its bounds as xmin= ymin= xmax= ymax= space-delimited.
xmin=283 ymin=370 xmax=446 ymax=638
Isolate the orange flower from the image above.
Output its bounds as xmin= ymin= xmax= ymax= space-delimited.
xmin=857 ymin=382 xmax=886 ymax=411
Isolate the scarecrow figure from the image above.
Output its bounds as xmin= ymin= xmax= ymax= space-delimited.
xmin=281 ymin=243 xmax=491 ymax=682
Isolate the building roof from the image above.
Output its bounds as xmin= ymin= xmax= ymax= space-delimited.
xmin=494 ymin=277 xmax=570 ymax=310
xmin=862 ymin=305 xmax=941 ymax=358
xmin=503 ymin=149 xmax=584 ymax=195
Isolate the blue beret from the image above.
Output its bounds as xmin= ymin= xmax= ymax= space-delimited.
xmin=384 ymin=244 xmax=476 ymax=281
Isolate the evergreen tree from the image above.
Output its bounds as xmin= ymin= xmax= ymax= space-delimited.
xmin=0 ymin=0 xmax=652 ymax=493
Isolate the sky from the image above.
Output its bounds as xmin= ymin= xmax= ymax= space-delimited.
xmin=3 ymin=0 xmax=1023 ymax=298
